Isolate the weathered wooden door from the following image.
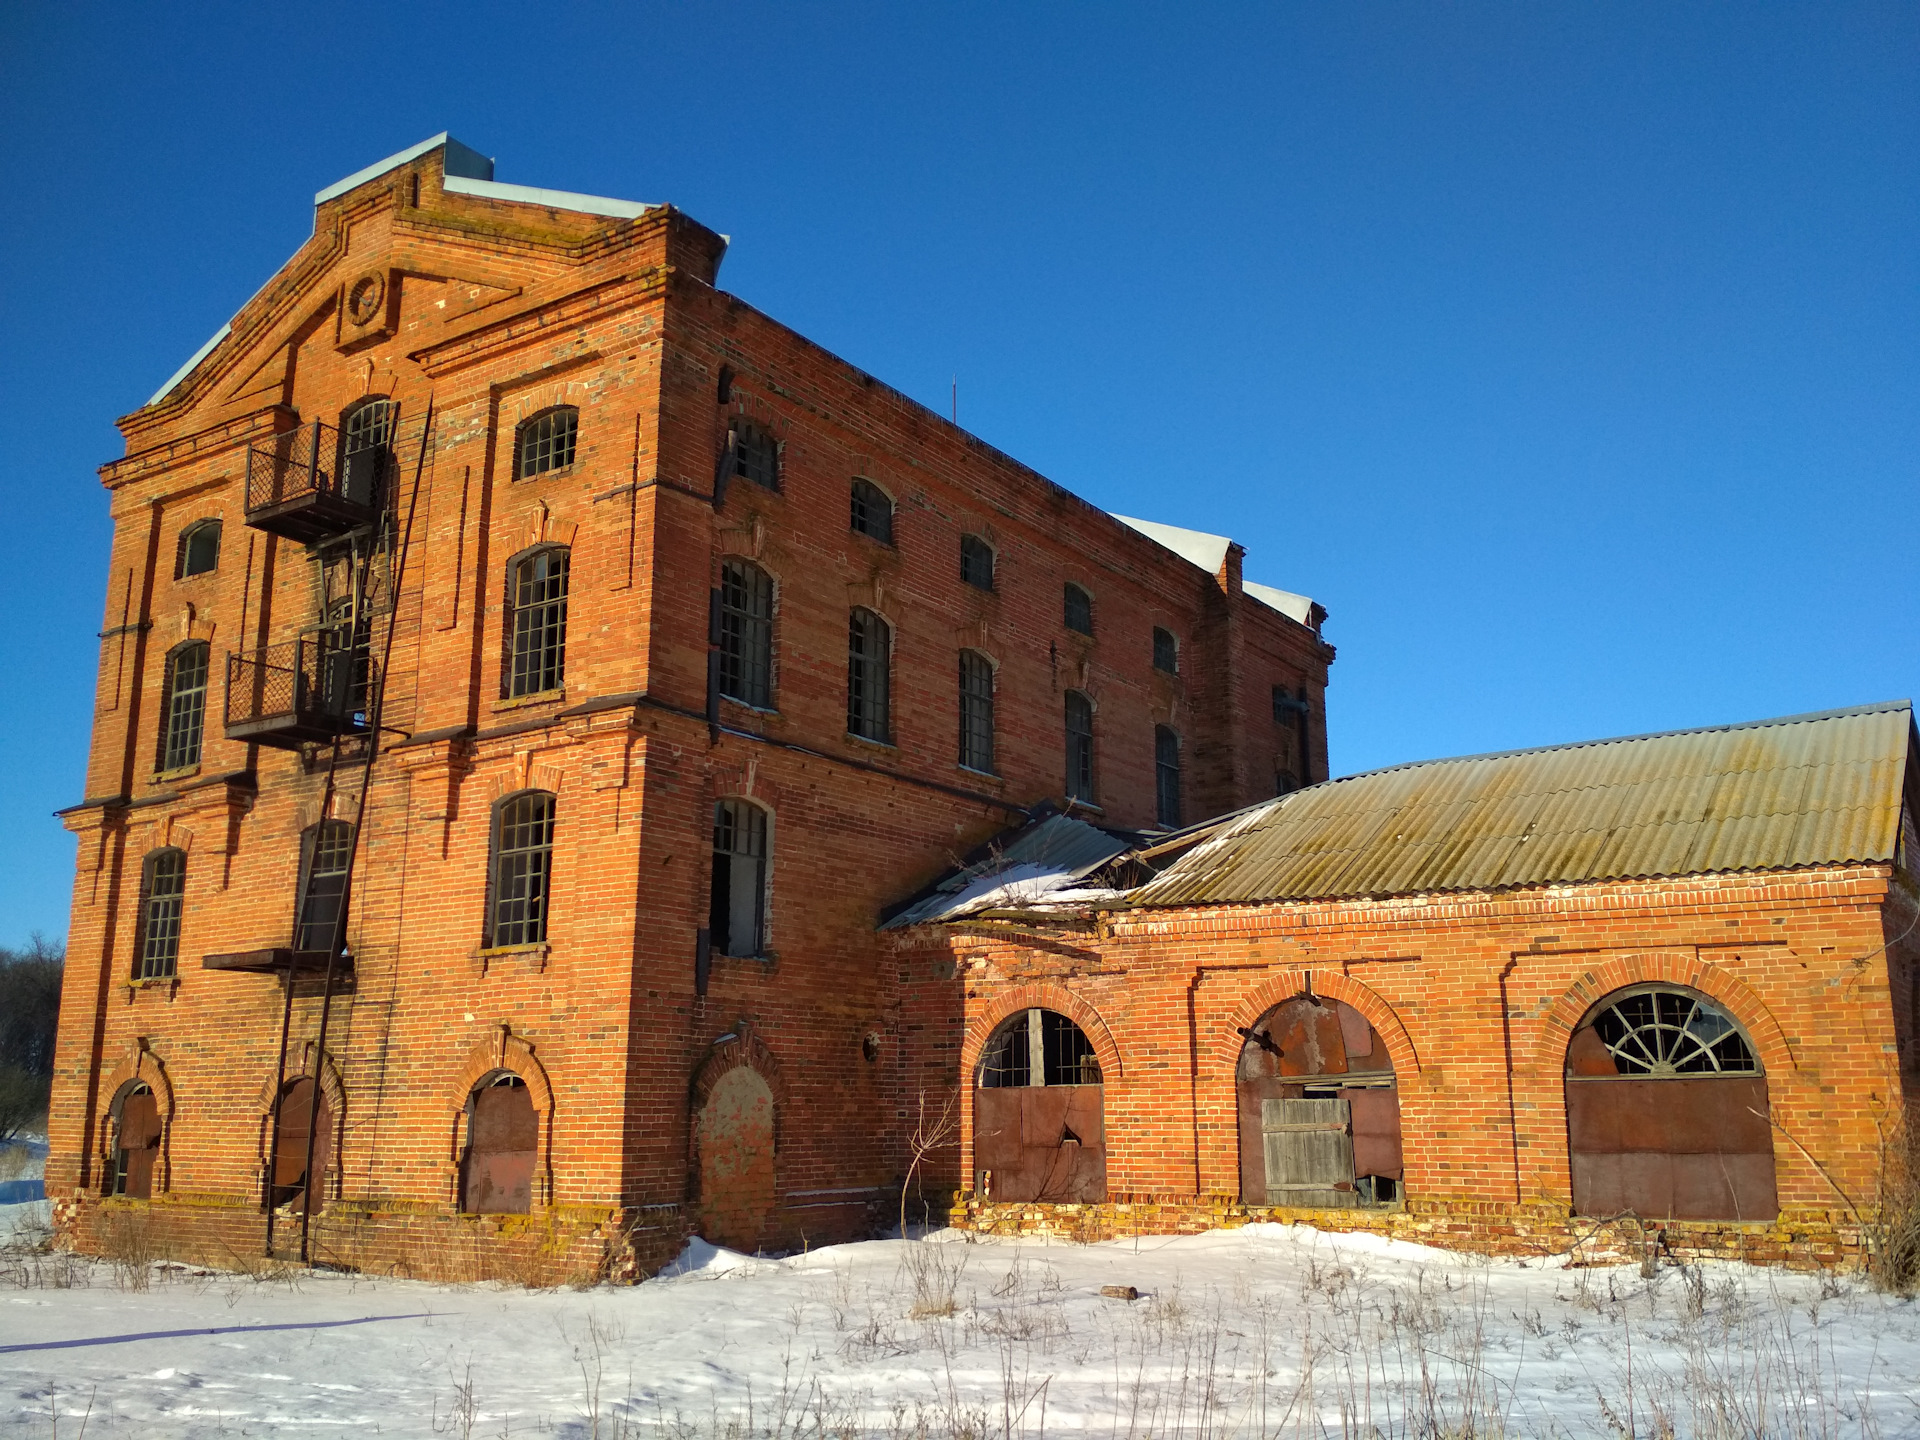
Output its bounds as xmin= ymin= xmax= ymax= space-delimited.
xmin=1261 ymin=1098 xmax=1355 ymax=1208
xmin=463 ymin=1079 xmax=537 ymax=1214
xmin=115 ymin=1087 xmax=161 ymax=1199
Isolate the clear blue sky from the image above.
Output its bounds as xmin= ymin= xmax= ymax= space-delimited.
xmin=0 ymin=3 xmax=1914 ymax=948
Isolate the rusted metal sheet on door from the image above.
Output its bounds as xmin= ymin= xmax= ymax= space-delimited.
xmin=119 ymin=1090 xmax=161 ymax=1200
xmin=464 ymin=1085 xmax=538 ymax=1214
xmin=272 ymin=1078 xmax=331 ymax=1214
xmin=975 ymin=1084 xmax=1105 ymax=1202
xmin=1566 ymin=1077 xmax=1776 ymax=1220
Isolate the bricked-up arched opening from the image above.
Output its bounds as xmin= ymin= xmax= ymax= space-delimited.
xmin=1565 ymin=985 xmax=1777 ymax=1221
xmin=695 ymin=1066 xmax=777 ymax=1251
xmin=269 ymin=1077 xmax=332 ymax=1214
xmin=973 ymin=1009 xmax=1106 ymax=1203
xmin=460 ymin=1073 xmax=538 ymax=1214
xmin=1237 ymin=993 xmax=1403 ymax=1208
xmin=109 ymin=1082 xmax=161 ymax=1199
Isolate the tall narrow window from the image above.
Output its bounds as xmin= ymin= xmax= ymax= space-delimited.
xmin=850 ymin=478 xmax=894 ymax=544
xmin=1152 ymin=627 xmax=1179 ymax=675
xmin=340 ymin=398 xmax=393 ymax=507
xmin=507 ymin=548 xmax=569 ymax=697
xmin=157 ymin=642 xmax=209 ymax=773
xmin=137 ymin=849 xmax=186 ymax=980
xmin=1155 ymin=725 xmax=1182 ymax=827
xmin=489 ymin=792 xmax=556 ymax=948
xmin=176 ymin=520 xmax=221 ymax=578
xmin=718 ymin=558 xmax=774 ymax=708
xmin=294 ymin=820 xmax=353 ymax=953
xmin=516 ymin=407 xmax=578 ymax=479
xmin=1065 ymin=691 xmax=1095 ymax=802
xmin=710 ymin=799 xmax=769 ymax=957
xmin=1064 ymin=583 xmax=1093 ymax=637
xmin=960 ymin=535 xmax=996 ymax=591
xmin=733 ymin=422 xmax=779 ymax=491
xmin=959 ymin=650 xmax=995 ymax=773
xmin=847 ymin=607 xmax=892 ymax=742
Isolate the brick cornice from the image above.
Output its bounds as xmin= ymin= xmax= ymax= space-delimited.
xmin=407 ymin=271 xmax=668 ymax=377
xmin=98 ymin=406 xmax=295 ymax=491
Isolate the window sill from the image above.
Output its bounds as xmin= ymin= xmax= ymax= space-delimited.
xmin=957 ymin=764 xmax=1002 ymax=782
xmin=1063 ymin=797 xmax=1104 ymax=815
xmin=513 ymin=464 xmax=576 ymax=484
xmin=843 ymin=731 xmax=895 ymax=751
xmin=123 ymin=975 xmax=179 ymax=1002
xmin=493 ymin=689 xmax=565 ymax=714
xmin=152 ymin=765 xmax=201 ymax=785
xmin=474 ymin=942 xmax=550 ymax=975
xmin=719 ymin=697 xmax=781 ymax=718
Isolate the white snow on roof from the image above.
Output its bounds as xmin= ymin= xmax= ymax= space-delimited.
xmin=1111 ymin=514 xmax=1234 ymax=575
xmin=1244 ymin=580 xmax=1317 ymax=626
xmin=442 ymin=174 xmax=656 ymax=219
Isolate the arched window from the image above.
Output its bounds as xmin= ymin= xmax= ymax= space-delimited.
xmin=340 ymin=398 xmax=394 ymax=506
xmin=732 ymin=421 xmax=779 ymax=491
xmin=850 ymin=478 xmax=893 ymax=544
xmin=157 ymin=641 xmax=209 ymax=773
xmin=461 ymin=1073 xmax=537 ymax=1214
xmin=294 ymin=820 xmax=353 ymax=953
xmin=847 ymin=607 xmax=891 ymax=742
xmin=489 ymin=791 xmax=556 ymax=948
xmin=110 ymin=1082 xmax=161 ymax=1199
xmin=1063 ymin=583 xmax=1093 ymax=637
xmin=515 ymin=407 xmax=578 ymax=479
xmin=710 ymin=799 xmax=769 ymax=958
xmin=1565 ymin=986 xmax=1775 ymax=1221
xmin=1155 ymin=725 xmax=1182 ymax=827
xmin=176 ymin=520 xmax=221 ymax=579
xmin=958 ymin=650 xmax=995 ymax=773
xmin=269 ymin=1076 xmax=331 ymax=1213
xmin=1064 ymin=690 xmax=1095 ymax=802
xmin=1152 ymin=626 xmax=1179 ymax=675
xmin=718 ymin=558 xmax=774 ymax=708
xmin=960 ymin=535 xmax=995 ymax=591
xmin=1236 ymin=994 xmax=1402 ymax=1208
xmin=506 ymin=548 xmax=568 ymax=697
xmin=974 ymin=1008 xmax=1105 ymax=1203
xmin=136 ymin=849 xmax=186 ymax=980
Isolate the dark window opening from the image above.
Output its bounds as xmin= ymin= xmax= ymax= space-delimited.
xmin=979 ymin=1009 xmax=1103 ymax=1088
xmin=516 ymin=407 xmax=578 ymax=479
xmin=489 ymin=791 xmax=555 ymax=948
xmin=850 ymin=479 xmax=894 ymax=544
xmin=295 ymin=820 xmax=353 ymax=953
xmin=157 ymin=642 xmax=209 ymax=773
xmin=1064 ymin=583 xmax=1093 ymax=636
xmin=847 ymin=607 xmax=892 ymax=742
xmin=111 ymin=1083 xmax=160 ymax=1199
xmin=1152 ymin=627 xmax=1179 ymax=675
xmin=719 ymin=558 xmax=774 ymax=708
xmin=136 ymin=849 xmax=185 ymax=980
xmin=462 ymin=1073 xmax=536 ymax=1214
xmin=960 ymin=535 xmax=995 ymax=591
xmin=710 ymin=798 xmax=769 ymax=958
xmin=1155 ymin=725 xmax=1181 ymax=827
xmin=1065 ymin=690 xmax=1095 ymax=803
xmin=506 ymin=548 xmax=569 ymax=697
xmin=177 ymin=520 xmax=221 ymax=579
xmin=339 ymin=398 xmax=393 ymax=508
xmin=958 ymin=649 xmax=995 ymax=773
xmin=733 ymin=422 xmax=778 ymax=491
xmin=974 ymin=1009 xmax=1107 ymax=1201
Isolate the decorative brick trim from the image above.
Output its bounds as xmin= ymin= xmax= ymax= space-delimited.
xmin=251 ymin=1044 xmax=347 ymax=1202
xmin=958 ymin=984 xmax=1124 ymax=1083
xmin=96 ymin=1041 xmax=175 ymax=1193
xmin=1215 ymin=969 xmax=1421 ymax=1077
xmin=448 ymin=1024 xmax=555 ymax=1208
xmin=1527 ymin=953 xmax=1796 ymax=1077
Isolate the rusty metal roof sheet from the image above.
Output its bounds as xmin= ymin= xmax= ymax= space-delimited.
xmin=1131 ymin=701 xmax=1915 ymax=908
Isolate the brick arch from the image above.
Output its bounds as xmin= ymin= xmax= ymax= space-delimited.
xmin=252 ymin=1044 xmax=348 ymax=1202
xmin=959 ymin=985 xmax=1124 ymax=1084
xmin=96 ymin=1043 xmax=175 ymax=1191
xmin=688 ymin=1025 xmax=788 ymax=1200
xmin=1528 ymin=954 xmax=1796 ymax=1078
xmin=1217 ymin=970 xmax=1422 ymax=1077
xmin=448 ymin=1025 xmax=555 ymax=1209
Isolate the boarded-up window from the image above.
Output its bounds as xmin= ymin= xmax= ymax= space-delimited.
xmin=270 ymin=1077 xmax=332 ymax=1214
xmin=111 ymin=1084 xmax=160 ymax=1199
xmin=461 ymin=1074 xmax=537 ymax=1214
xmin=1237 ymin=993 xmax=1403 ymax=1208
xmin=1565 ymin=986 xmax=1776 ymax=1221
xmin=974 ymin=1009 xmax=1105 ymax=1203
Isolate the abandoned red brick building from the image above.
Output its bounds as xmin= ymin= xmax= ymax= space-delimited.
xmin=48 ymin=135 xmax=1331 ymax=1277
xmin=892 ymin=700 xmax=1920 ymax=1267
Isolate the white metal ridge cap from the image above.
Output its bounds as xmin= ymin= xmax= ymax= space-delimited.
xmin=442 ymin=174 xmax=655 ymax=220
xmin=314 ymin=133 xmax=494 ymax=205
xmin=146 ymin=323 xmax=233 ymax=408
xmin=1110 ymin=514 xmax=1236 ymax=575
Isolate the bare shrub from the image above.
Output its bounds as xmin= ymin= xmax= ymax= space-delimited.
xmin=1867 ymin=1121 xmax=1920 ymax=1295
xmin=902 ymin=1237 xmax=967 ymax=1318
xmin=98 ymin=1203 xmax=163 ymax=1290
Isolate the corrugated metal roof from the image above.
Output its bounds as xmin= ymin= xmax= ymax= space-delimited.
xmin=882 ymin=813 xmax=1136 ymax=928
xmin=1132 ymin=701 xmax=1915 ymax=908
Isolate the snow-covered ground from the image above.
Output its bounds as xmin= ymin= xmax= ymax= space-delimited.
xmin=3 ymin=1202 xmax=1918 ymax=1438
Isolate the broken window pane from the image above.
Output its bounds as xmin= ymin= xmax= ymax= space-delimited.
xmin=710 ymin=798 xmax=769 ymax=957
xmin=507 ymin=548 xmax=568 ymax=697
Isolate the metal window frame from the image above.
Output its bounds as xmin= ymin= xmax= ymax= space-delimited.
xmin=1065 ymin=690 xmax=1095 ymax=802
xmin=710 ymin=797 xmax=770 ymax=957
xmin=506 ymin=547 xmax=570 ymax=698
xmin=850 ymin=478 xmax=894 ymax=544
xmin=732 ymin=422 xmax=779 ymax=491
xmin=176 ymin=519 xmax=222 ymax=579
xmin=137 ymin=848 xmax=186 ymax=980
xmin=718 ymin=557 xmax=775 ymax=708
xmin=1064 ymin=583 xmax=1093 ymax=637
xmin=515 ymin=407 xmax=579 ymax=480
xmin=1155 ymin=724 xmax=1182 ymax=826
xmin=847 ymin=606 xmax=892 ymax=742
xmin=158 ymin=641 xmax=210 ymax=772
xmin=1152 ymin=626 xmax=1179 ymax=675
xmin=488 ymin=791 xmax=557 ymax=948
xmin=959 ymin=534 xmax=995 ymax=591
xmin=294 ymin=819 xmax=355 ymax=953
xmin=958 ymin=649 xmax=996 ymax=773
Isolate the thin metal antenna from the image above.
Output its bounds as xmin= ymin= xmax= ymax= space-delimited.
xmin=951 ymin=377 xmax=957 ymax=425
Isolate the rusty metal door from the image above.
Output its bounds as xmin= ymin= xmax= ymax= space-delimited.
xmin=1566 ymin=1076 xmax=1776 ymax=1220
xmin=974 ymin=1083 xmax=1105 ymax=1202
xmin=271 ymin=1078 xmax=332 ymax=1213
xmin=463 ymin=1082 xmax=537 ymax=1214
xmin=117 ymin=1089 xmax=160 ymax=1199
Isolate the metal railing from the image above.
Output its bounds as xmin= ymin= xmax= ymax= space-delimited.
xmin=225 ymin=635 xmax=375 ymax=741
xmin=244 ymin=422 xmax=386 ymax=524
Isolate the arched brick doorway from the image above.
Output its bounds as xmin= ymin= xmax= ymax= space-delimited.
xmin=1236 ymin=992 xmax=1403 ymax=1207
xmin=1565 ymin=985 xmax=1777 ymax=1221
xmin=695 ymin=1066 xmax=776 ymax=1250
xmin=269 ymin=1077 xmax=332 ymax=1213
xmin=461 ymin=1073 xmax=538 ymax=1214
xmin=973 ymin=1008 xmax=1105 ymax=1203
